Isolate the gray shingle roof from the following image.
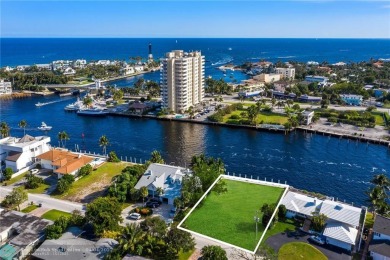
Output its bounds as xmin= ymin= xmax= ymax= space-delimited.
xmin=373 ymin=215 xmax=390 ymax=237
xmin=369 ymin=240 xmax=390 ymax=257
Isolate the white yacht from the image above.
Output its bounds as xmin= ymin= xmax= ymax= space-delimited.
xmin=37 ymin=122 xmax=52 ymax=131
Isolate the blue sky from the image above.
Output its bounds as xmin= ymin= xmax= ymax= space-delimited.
xmin=1 ymin=1 xmax=389 ymax=38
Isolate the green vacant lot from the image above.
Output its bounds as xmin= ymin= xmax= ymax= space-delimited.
xmin=223 ymin=110 xmax=288 ymax=125
xmin=183 ymin=179 xmax=285 ymax=251
xmin=52 ymin=162 xmax=131 ymax=202
xmin=278 ymin=242 xmax=327 ymax=260
xmin=41 ymin=209 xmax=72 ymax=221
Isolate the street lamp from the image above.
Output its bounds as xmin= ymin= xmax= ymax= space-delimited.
xmin=254 ymin=210 xmax=260 ymax=239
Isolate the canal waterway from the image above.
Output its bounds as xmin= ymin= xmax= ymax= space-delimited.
xmin=1 ymin=95 xmax=389 ymax=206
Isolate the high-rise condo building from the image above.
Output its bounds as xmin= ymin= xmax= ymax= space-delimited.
xmin=160 ymin=50 xmax=205 ymax=113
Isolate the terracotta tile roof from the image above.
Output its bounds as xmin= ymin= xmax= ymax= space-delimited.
xmin=37 ymin=149 xmax=94 ymax=175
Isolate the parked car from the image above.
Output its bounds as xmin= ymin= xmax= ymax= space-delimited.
xmin=30 ymin=169 xmax=39 ymax=174
xmin=128 ymin=213 xmax=141 ymax=220
xmin=146 ymin=201 xmax=160 ymax=208
xmin=309 ymin=235 xmax=325 ymax=245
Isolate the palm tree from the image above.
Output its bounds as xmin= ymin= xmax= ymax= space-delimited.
xmin=0 ymin=122 xmax=10 ymax=138
xmin=150 ymin=150 xmax=164 ymax=164
xmin=371 ymin=174 xmax=390 ymax=191
xmin=58 ymin=131 xmax=70 ymax=148
xmin=271 ymin=98 xmax=276 ymax=109
xmin=119 ymin=223 xmax=145 ymax=255
xmin=156 ymin=187 xmax=164 ymax=201
xmin=83 ymin=95 xmax=93 ymax=108
xmin=140 ymin=186 xmax=149 ymax=206
xmin=99 ymin=135 xmax=109 ymax=155
xmin=18 ymin=120 xmax=27 ymax=136
xmin=366 ymin=186 xmax=387 ymax=214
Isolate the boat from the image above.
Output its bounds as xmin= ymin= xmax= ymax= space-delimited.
xmin=77 ymin=108 xmax=109 ymax=116
xmin=64 ymin=98 xmax=83 ymax=111
xmin=37 ymin=122 xmax=52 ymax=131
xmin=35 ymin=102 xmax=44 ymax=107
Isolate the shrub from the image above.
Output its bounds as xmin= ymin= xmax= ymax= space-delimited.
xmin=230 ymin=114 xmax=240 ymax=120
xmin=25 ymin=174 xmax=44 ymax=189
xmin=108 ymin=151 xmax=120 ymax=162
xmin=78 ymin=164 xmax=93 ymax=176
xmin=3 ymin=168 xmax=13 ymax=181
xmin=132 ymin=207 xmax=153 ymax=216
xmin=56 ymin=174 xmax=75 ymax=194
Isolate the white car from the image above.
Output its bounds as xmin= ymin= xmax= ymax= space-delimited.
xmin=30 ymin=169 xmax=39 ymax=174
xmin=128 ymin=213 xmax=141 ymax=220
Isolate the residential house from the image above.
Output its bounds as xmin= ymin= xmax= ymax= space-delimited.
xmin=0 ymin=135 xmax=51 ymax=176
xmin=73 ymin=59 xmax=87 ymax=68
xmin=301 ymin=110 xmax=315 ymax=125
xmin=134 ymin=163 xmax=191 ymax=205
xmin=121 ymin=65 xmax=135 ymax=76
xmin=32 ymin=227 xmax=117 ymax=260
xmin=63 ymin=67 xmax=76 ymax=76
xmin=298 ymin=95 xmax=322 ymax=103
xmin=0 ymin=79 xmax=12 ymax=95
xmin=275 ymin=67 xmax=295 ymax=80
xmin=370 ymin=215 xmax=390 ymax=260
xmin=36 ymin=149 xmax=94 ymax=179
xmin=35 ymin=64 xmax=52 ymax=71
xmin=282 ymin=191 xmax=362 ymax=251
xmin=304 ymin=75 xmax=328 ymax=83
xmin=254 ymin=73 xmax=281 ymax=83
xmin=340 ymin=94 xmax=363 ymax=106
xmin=128 ymin=102 xmax=148 ymax=115
xmin=0 ymin=210 xmax=52 ymax=260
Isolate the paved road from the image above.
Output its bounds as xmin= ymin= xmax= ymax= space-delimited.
xmin=0 ymin=186 xmax=84 ymax=213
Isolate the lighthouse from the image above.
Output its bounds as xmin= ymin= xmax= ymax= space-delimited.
xmin=148 ymin=43 xmax=153 ymax=61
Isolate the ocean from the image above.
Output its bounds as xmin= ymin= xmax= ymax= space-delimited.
xmin=2 ymin=38 xmax=390 ymax=67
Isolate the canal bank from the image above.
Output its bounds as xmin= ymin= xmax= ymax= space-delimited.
xmin=1 ymin=94 xmax=389 ymax=206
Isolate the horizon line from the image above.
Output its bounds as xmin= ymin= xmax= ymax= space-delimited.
xmin=1 ymin=37 xmax=390 ymax=39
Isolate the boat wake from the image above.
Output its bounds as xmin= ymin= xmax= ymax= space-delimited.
xmin=35 ymin=97 xmax=73 ymax=107
xmin=277 ymin=55 xmax=296 ymax=59
xmin=211 ymin=57 xmax=233 ymax=66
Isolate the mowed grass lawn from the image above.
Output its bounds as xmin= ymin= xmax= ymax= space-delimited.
xmin=52 ymin=162 xmax=131 ymax=202
xmin=41 ymin=209 xmax=72 ymax=221
xmin=223 ymin=110 xmax=288 ymax=125
xmin=184 ymin=179 xmax=285 ymax=251
xmin=278 ymin=242 xmax=327 ymax=260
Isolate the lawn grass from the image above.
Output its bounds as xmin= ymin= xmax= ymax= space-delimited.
xmin=256 ymin=112 xmax=288 ymax=125
xmin=178 ymin=249 xmax=195 ymax=260
xmin=6 ymin=172 xmax=28 ymax=185
xmin=364 ymin=212 xmax=375 ymax=229
xmin=41 ymin=209 xmax=72 ymax=221
xmin=262 ymin=218 xmax=297 ymax=244
xmin=183 ymin=179 xmax=285 ymax=251
xmin=278 ymin=242 xmax=327 ymax=260
xmin=222 ymin=110 xmax=288 ymax=125
xmin=52 ymin=162 xmax=131 ymax=201
xmin=21 ymin=204 xmax=39 ymax=213
xmin=27 ymin=182 xmax=51 ymax=194
xmin=372 ymin=113 xmax=385 ymax=126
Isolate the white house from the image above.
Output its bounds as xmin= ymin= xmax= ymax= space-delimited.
xmin=0 ymin=79 xmax=12 ymax=95
xmin=63 ymin=67 xmax=76 ymax=76
xmin=36 ymin=149 xmax=94 ymax=179
xmin=134 ymin=65 xmax=144 ymax=72
xmin=370 ymin=215 xmax=390 ymax=260
xmin=73 ymin=59 xmax=87 ymax=68
xmin=0 ymin=135 xmax=51 ymax=176
xmin=134 ymin=163 xmax=191 ymax=205
xmin=282 ymin=191 xmax=362 ymax=251
xmin=301 ymin=110 xmax=315 ymax=125
xmin=121 ymin=65 xmax=135 ymax=76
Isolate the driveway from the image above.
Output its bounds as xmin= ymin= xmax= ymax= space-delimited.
xmin=266 ymin=231 xmax=351 ymax=260
xmin=121 ymin=202 xmax=174 ymax=226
